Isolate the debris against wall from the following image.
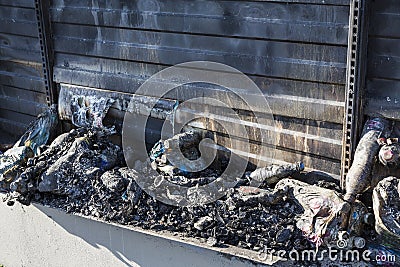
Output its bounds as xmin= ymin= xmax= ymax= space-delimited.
xmin=0 ymin=105 xmax=400 ymax=264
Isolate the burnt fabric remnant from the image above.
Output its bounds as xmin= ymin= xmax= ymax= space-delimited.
xmin=344 ymin=117 xmax=391 ymax=203
xmin=373 ymin=177 xmax=400 ymax=248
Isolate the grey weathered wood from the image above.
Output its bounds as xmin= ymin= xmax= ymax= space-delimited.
xmin=0 ymin=84 xmax=47 ymax=103
xmin=177 ymin=108 xmax=342 ymax=159
xmin=365 ymin=98 xmax=400 ymax=120
xmin=0 ymin=47 xmax=41 ymax=62
xmin=370 ymin=14 xmax=400 ymax=38
xmin=368 ymin=38 xmax=400 ymax=58
xmin=48 ymin=0 xmax=351 ymax=178
xmin=365 ymin=79 xmax=400 ymax=120
xmin=0 ymin=95 xmax=47 ymax=117
xmin=0 ymin=71 xmax=45 ymax=93
xmin=0 ymin=117 xmax=27 ymax=137
xmin=0 ymin=60 xmax=43 ymax=79
xmin=0 ymin=19 xmax=38 ymax=37
xmin=0 ymin=108 xmax=36 ymax=126
xmin=50 ymin=2 xmax=349 ymax=45
xmin=54 ymin=53 xmax=346 ymax=101
xmin=51 ymin=0 xmax=351 ymax=8
xmin=52 ymin=23 xmax=347 ymax=63
xmin=0 ymin=1 xmax=35 ymax=8
xmin=54 ymin=69 xmax=344 ymax=123
xmin=52 ymin=29 xmax=347 ymax=83
xmin=368 ymin=54 xmax=400 ymax=80
xmin=0 ymin=33 xmax=40 ymax=52
xmin=0 ymin=5 xmax=36 ymax=22
xmin=365 ymin=0 xmax=400 ymax=121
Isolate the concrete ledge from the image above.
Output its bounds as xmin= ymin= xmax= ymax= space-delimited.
xmin=0 ymin=199 xmax=284 ymax=267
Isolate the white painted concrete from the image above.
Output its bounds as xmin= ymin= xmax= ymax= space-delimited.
xmin=0 ymin=200 xmax=275 ymax=267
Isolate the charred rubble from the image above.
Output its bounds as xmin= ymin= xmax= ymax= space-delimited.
xmin=1 ymin=104 xmax=400 ymax=263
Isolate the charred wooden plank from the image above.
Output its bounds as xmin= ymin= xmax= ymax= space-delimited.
xmin=50 ymin=2 xmax=349 ymax=45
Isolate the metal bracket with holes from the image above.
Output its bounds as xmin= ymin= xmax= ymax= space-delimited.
xmin=341 ymin=0 xmax=370 ymax=189
xmin=34 ymin=0 xmax=56 ymax=106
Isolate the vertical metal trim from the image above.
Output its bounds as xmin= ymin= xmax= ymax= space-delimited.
xmin=341 ymin=0 xmax=369 ymax=189
xmin=34 ymin=0 xmax=56 ymax=106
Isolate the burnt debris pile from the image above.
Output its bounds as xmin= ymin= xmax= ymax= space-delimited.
xmin=1 ymin=104 xmax=400 ymax=261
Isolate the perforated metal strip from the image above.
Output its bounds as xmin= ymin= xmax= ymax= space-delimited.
xmin=341 ymin=0 xmax=369 ymax=189
xmin=34 ymin=0 xmax=56 ymax=106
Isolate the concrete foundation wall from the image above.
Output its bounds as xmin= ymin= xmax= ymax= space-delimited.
xmin=0 ymin=200 xmax=275 ymax=267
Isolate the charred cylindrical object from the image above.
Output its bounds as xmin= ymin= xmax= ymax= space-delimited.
xmin=378 ymin=143 xmax=400 ymax=168
xmin=163 ymin=131 xmax=202 ymax=151
xmin=248 ymin=161 xmax=304 ymax=185
xmin=344 ymin=118 xmax=391 ymax=203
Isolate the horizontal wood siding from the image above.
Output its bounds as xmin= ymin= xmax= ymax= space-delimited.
xmin=0 ymin=0 xmax=48 ymax=138
xmin=365 ymin=0 xmax=400 ymax=119
xmin=50 ymin=0 xmax=350 ymax=178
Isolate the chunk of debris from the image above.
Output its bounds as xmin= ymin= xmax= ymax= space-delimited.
xmin=247 ymin=161 xmax=304 ymax=186
xmin=59 ymin=92 xmax=115 ymax=129
xmin=378 ymin=142 xmax=400 ymax=168
xmin=38 ymin=129 xmax=121 ymax=194
xmin=194 ymin=216 xmax=214 ymax=231
xmin=0 ymin=146 xmax=34 ymax=185
xmin=100 ymin=169 xmax=129 ymax=193
xmin=275 ymin=227 xmax=293 ymax=244
xmin=273 ymin=178 xmax=353 ymax=247
xmin=373 ymin=176 xmax=400 ymax=248
xmin=344 ymin=117 xmax=391 ymax=203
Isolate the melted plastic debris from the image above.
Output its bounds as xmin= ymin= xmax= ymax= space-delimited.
xmin=13 ymin=104 xmax=58 ymax=156
xmin=1 ymin=105 xmax=58 ymax=188
xmin=69 ymin=95 xmax=115 ymax=128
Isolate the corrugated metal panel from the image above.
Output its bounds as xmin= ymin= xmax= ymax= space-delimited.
xmin=0 ymin=0 xmax=48 ymax=137
xmin=50 ymin=0 xmax=350 ymax=178
xmin=365 ymin=0 xmax=400 ymax=119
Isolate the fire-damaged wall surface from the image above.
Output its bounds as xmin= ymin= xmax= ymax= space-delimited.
xmin=49 ymin=0 xmax=351 ymax=178
xmin=365 ymin=0 xmax=400 ymax=119
xmin=0 ymin=0 xmax=48 ymax=139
